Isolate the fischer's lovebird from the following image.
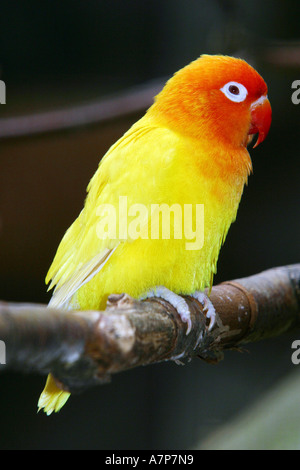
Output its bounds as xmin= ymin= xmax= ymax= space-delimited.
xmin=38 ymin=54 xmax=271 ymax=415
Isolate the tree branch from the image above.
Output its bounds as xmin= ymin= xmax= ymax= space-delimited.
xmin=0 ymin=80 xmax=164 ymax=139
xmin=0 ymin=264 xmax=299 ymax=393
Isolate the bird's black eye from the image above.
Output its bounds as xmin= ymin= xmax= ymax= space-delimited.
xmin=229 ymin=84 xmax=240 ymax=95
xmin=220 ymin=81 xmax=248 ymax=103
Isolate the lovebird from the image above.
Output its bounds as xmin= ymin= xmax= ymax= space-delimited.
xmin=38 ymin=54 xmax=271 ymax=415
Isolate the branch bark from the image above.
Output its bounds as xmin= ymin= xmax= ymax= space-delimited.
xmin=0 ymin=264 xmax=299 ymax=393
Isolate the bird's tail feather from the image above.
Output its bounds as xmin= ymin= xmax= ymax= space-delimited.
xmin=38 ymin=373 xmax=70 ymax=415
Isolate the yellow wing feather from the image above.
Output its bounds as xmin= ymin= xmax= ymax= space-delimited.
xmin=39 ymin=123 xmax=160 ymax=415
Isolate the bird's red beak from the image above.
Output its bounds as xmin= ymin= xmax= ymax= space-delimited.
xmin=249 ymin=95 xmax=272 ymax=148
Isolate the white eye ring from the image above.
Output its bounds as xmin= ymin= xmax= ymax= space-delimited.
xmin=220 ymin=81 xmax=248 ymax=103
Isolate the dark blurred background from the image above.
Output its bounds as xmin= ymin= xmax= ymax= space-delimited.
xmin=0 ymin=0 xmax=299 ymax=450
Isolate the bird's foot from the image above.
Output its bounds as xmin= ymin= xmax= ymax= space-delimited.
xmin=191 ymin=291 xmax=216 ymax=331
xmin=140 ymin=286 xmax=192 ymax=335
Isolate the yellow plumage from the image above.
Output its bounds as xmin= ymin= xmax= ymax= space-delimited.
xmin=38 ymin=374 xmax=70 ymax=415
xmin=38 ymin=55 xmax=271 ymax=414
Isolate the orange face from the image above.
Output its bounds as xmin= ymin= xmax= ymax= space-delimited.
xmin=152 ymin=54 xmax=272 ymax=148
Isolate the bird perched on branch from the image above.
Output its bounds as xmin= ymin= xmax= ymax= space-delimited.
xmin=38 ymin=54 xmax=271 ymax=415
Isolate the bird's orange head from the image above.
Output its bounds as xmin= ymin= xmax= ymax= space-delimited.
xmin=150 ymin=54 xmax=271 ymax=149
